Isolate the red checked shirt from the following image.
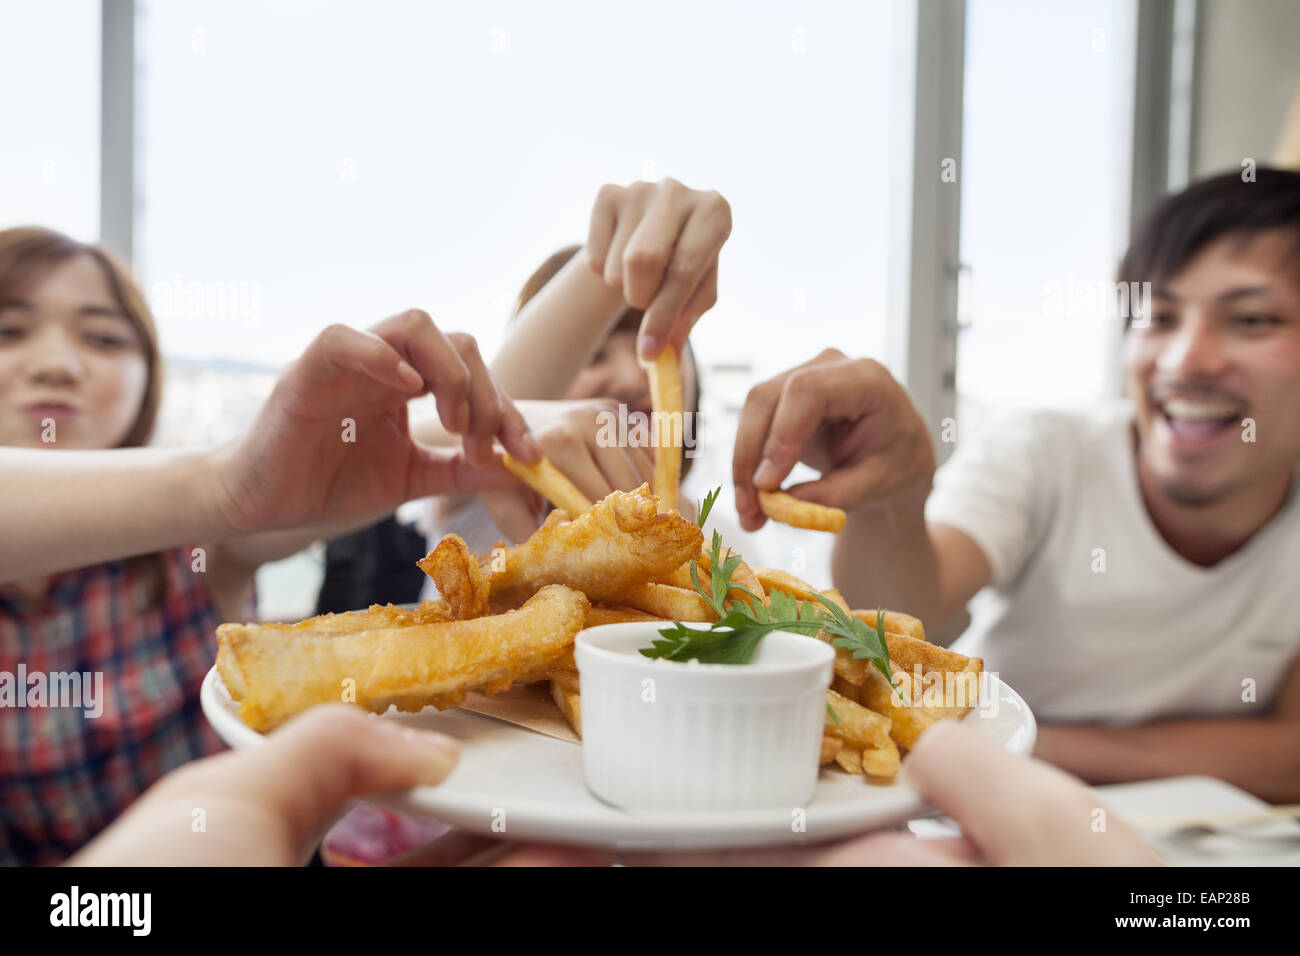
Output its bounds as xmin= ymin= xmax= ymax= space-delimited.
xmin=0 ymin=547 xmax=244 ymax=866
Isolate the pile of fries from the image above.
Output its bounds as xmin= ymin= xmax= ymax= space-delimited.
xmin=215 ymin=481 xmax=982 ymax=783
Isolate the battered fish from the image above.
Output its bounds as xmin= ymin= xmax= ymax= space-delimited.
xmin=416 ymin=533 xmax=490 ymax=619
xmin=216 ymin=584 xmax=590 ymax=731
xmin=228 ymin=600 xmax=453 ymax=637
xmin=485 ymin=483 xmax=702 ymax=610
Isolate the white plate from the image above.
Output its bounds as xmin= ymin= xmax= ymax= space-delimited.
xmin=201 ymin=666 xmax=1036 ymax=850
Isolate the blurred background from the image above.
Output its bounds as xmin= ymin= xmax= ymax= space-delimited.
xmin=3 ymin=0 xmax=1298 ymax=618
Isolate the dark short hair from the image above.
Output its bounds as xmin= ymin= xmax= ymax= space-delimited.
xmin=1119 ymin=167 xmax=1300 ymax=297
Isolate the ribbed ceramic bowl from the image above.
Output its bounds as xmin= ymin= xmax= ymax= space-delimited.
xmin=574 ymin=621 xmax=835 ymax=812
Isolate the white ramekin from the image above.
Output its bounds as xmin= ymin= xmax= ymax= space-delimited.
xmin=574 ymin=621 xmax=834 ymax=812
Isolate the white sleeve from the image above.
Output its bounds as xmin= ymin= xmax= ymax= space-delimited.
xmin=925 ymin=412 xmax=1062 ymax=588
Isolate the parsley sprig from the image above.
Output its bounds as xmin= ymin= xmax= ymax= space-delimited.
xmin=696 ymin=486 xmax=720 ymax=528
xmin=639 ymin=487 xmax=899 ymax=692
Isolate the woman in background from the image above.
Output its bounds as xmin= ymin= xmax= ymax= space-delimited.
xmin=0 ymin=226 xmax=533 ymax=865
xmin=0 ymin=228 xmax=255 ymax=865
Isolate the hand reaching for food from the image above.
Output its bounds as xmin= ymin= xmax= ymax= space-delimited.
xmin=732 ymin=349 xmax=936 ymax=533
xmin=515 ymin=399 xmax=654 ymax=504
xmin=212 ymin=309 xmax=542 ymax=536
xmin=482 ymin=398 xmax=655 ymax=539
xmin=586 ymin=178 xmax=732 ymax=359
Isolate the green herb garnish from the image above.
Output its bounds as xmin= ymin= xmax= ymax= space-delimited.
xmin=695 ymin=486 xmax=720 ymax=528
xmin=640 ymin=487 xmax=901 ymax=696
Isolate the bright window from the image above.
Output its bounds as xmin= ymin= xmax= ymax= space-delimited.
xmin=0 ymin=0 xmax=101 ymax=241
xmin=135 ymin=0 xmax=911 ymax=613
xmin=957 ymin=0 xmax=1137 ymax=420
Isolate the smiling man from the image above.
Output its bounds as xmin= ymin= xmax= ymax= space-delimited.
xmin=732 ymin=168 xmax=1300 ymax=802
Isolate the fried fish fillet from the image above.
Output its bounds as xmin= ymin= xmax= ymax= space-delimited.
xmin=485 ymin=483 xmax=702 ymax=610
xmin=216 ymin=584 xmax=590 ymax=732
xmin=416 ymin=533 xmax=490 ymax=619
xmin=230 ymin=600 xmax=453 ymax=639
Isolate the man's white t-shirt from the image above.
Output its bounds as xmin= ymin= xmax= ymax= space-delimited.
xmin=926 ymin=403 xmax=1300 ymax=725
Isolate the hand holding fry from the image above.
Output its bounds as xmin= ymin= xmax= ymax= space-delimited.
xmin=732 ymin=349 xmax=935 ymax=532
xmin=214 ymin=310 xmax=541 ymax=535
xmin=501 ymin=452 xmax=594 ymax=518
xmin=586 ymin=178 xmax=731 ymax=359
xmin=516 ymin=398 xmax=655 ymax=501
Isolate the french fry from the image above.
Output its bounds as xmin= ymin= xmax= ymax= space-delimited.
xmin=851 ymin=608 xmax=927 ymax=642
xmin=860 ymin=737 xmax=901 ymax=778
xmin=583 ymin=604 xmax=662 ymax=628
xmin=757 ymin=490 xmax=846 ymax=533
xmin=825 ymin=689 xmax=892 ymax=750
xmin=753 ymin=567 xmax=822 ymax=604
xmin=830 ymin=675 xmax=864 ymax=704
xmin=821 ymin=587 xmax=850 ymax=613
xmin=638 ymin=344 xmax=683 ymax=512
xmin=858 ymin=668 xmax=925 ymax=749
xmin=727 ymin=560 xmax=765 ymax=608
xmin=834 ymin=748 xmax=863 ymax=774
xmin=823 ymin=612 xmax=934 ymax=686
xmin=695 ymin=546 xmax=713 ymax=572
xmin=882 ymin=629 xmax=980 ymax=685
xmin=820 ymin=733 xmax=844 ymax=765
xmin=857 ymin=643 xmax=984 ymax=751
xmin=656 ymin=552 xmax=764 ymax=613
xmin=550 ymin=679 xmax=582 ymax=738
xmin=501 ymin=452 xmax=593 ymax=518
xmin=549 ymin=669 xmax=580 ymax=694
xmin=657 ymin=561 xmax=707 ymax=591
xmin=617 ymin=582 xmax=715 ymax=622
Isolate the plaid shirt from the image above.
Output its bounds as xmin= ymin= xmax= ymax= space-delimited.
xmin=0 ymin=547 xmax=237 ymax=866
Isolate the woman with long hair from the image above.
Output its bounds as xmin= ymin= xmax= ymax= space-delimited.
xmin=0 ymin=226 xmax=535 ymax=864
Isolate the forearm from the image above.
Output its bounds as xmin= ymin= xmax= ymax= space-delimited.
xmin=490 ymin=249 xmax=626 ymax=399
xmin=1035 ymin=719 xmax=1300 ymax=804
xmin=0 ymin=447 xmax=232 ymax=583
xmin=832 ymin=500 xmax=942 ymax=625
xmin=211 ymin=522 xmax=348 ymax=574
